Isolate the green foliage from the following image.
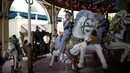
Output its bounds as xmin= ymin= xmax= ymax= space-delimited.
xmin=108 ymin=16 xmax=112 ymax=22
xmin=31 ymin=5 xmax=38 ymax=12
xmin=50 ymin=42 xmax=56 ymax=49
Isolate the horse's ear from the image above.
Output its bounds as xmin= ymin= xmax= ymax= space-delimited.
xmin=9 ymin=37 xmax=12 ymax=39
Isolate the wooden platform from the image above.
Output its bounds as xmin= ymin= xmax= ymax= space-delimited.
xmin=2 ymin=54 xmax=130 ymax=73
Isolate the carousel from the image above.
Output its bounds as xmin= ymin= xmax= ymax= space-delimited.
xmin=0 ymin=0 xmax=130 ymax=73
xmin=45 ymin=0 xmax=130 ymax=73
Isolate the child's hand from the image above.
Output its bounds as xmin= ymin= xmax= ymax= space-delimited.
xmin=70 ymin=16 xmax=74 ymax=22
xmin=59 ymin=31 xmax=64 ymax=36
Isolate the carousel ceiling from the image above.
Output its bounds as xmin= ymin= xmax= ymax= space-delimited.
xmin=45 ymin=0 xmax=116 ymax=13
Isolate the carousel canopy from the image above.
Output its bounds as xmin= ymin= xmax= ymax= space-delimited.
xmin=45 ymin=0 xmax=116 ymax=13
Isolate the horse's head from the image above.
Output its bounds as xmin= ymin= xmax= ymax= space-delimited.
xmin=8 ymin=37 xmax=15 ymax=51
xmin=73 ymin=10 xmax=96 ymax=41
xmin=110 ymin=10 xmax=126 ymax=33
xmin=109 ymin=10 xmax=130 ymax=39
xmin=81 ymin=16 xmax=95 ymax=41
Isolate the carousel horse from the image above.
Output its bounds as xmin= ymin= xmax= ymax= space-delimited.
xmin=49 ymin=10 xmax=108 ymax=71
xmin=3 ymin=37 xmax=23 ymax=72
xmin=0 ymin=41 xmax=4 ymax=73
xmin=102 ymin=10 xmax=130 ymax=63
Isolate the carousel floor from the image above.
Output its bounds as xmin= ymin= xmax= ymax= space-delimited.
xmin=2 ymin=54 xmax=130 ymax=73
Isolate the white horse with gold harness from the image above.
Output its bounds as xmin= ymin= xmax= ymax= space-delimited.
xmin=50 ymin=10 xmax=108 ymax=70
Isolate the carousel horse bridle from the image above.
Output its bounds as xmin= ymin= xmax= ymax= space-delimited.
xmin=81 ymin=18 xmax=94 ymax=35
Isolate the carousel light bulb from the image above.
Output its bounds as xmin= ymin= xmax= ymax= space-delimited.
xmin=112 ymin=3 xmax=115 ymax=5
xmin=108 ymin=5 xmax=111 ymax=7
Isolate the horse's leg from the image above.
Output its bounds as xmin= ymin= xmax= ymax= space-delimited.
xmin=69 ymin=49 xmax=80 ymax=73
xmin=71 ymin=56 xmax=81 ymax=73
xmin=13 ymin=55 xmax=17 ymax=70
xmin=94 ymin=44 xmax=108 ymax=69
xmin=120 ymin=48 xmax=129 ymax=62
xmin=78 ymin=46 xmax=86 ymax=68
xmin=49 ymin=50 xmax=60 ymax=67
xmin=74 ymin=42 xmax=86 ymax=68
xmin=13 ymin=54 xmax=17 ymax=71
xmin=18 ymin=57 xmax=23 ymax=69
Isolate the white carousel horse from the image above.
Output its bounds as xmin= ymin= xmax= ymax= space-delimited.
xmin=3 ymin=37 xmax=23 ymax=72
xmin=103 ymin=10 xmax=130 ymax=63
xmin=50 ymin=10 xmax=108 ymax=70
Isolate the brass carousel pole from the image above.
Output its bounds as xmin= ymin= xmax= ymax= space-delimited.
xmin=25 ymin=0 xmax=34 ymax=73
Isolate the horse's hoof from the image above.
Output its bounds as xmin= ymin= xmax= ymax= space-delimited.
xmin=120 ymin=59 xmax=124 ymax=63
xmin=17 ymin=66 xmax=22 ymax=71
xmin=74 ymin=69 xmax=80 ymax=73
xmin=13 ymin=70 xmax=18 ymax=73
xmin=49 ymin=65 xmax=53 ymax=68
xmin=102 ymin=68 xmax=108 ymax=72
xmin=77 ymin=63 xmax=85 ymax=69
xmin=102 ymin=65 xmax=108 ymax=70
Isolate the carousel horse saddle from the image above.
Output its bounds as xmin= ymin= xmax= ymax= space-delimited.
xmin=16 ymin=48 xmax=23 ymax=56
xmin=66 ymin=34 xmax=97 ymax=50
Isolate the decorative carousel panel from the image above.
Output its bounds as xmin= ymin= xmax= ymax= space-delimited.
xmin=45 ymin=0 xmax=116 ymax=13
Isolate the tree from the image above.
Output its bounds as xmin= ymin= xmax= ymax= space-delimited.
xmin=31 ymin=5 xmax=38 ymax=12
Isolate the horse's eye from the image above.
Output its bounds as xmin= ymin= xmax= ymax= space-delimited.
xmin=86 ymin=22 xmax=90 ymax=24
xmin=86 ymin=30 xmax=90 ymax=32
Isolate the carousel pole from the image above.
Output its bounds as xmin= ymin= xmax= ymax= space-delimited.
xmin=71 ymin=0 xmax=73 ymax=14
xmin=25 ymin=0 xmax=34 ymax=73
xmin=121 ymin=0 xmax=127 ymax=10
xmin=27 ymin=0 xmax=31 ymax=43
xmin=70 ymin=0 xmax=74 ymax=22
xmin=2 ymin=0 xmax=5 ymax=53
xmin=105 ymin=11 xmax=108 ymax=21
xmin=127 ymin=0 xmax=130 ymax=13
